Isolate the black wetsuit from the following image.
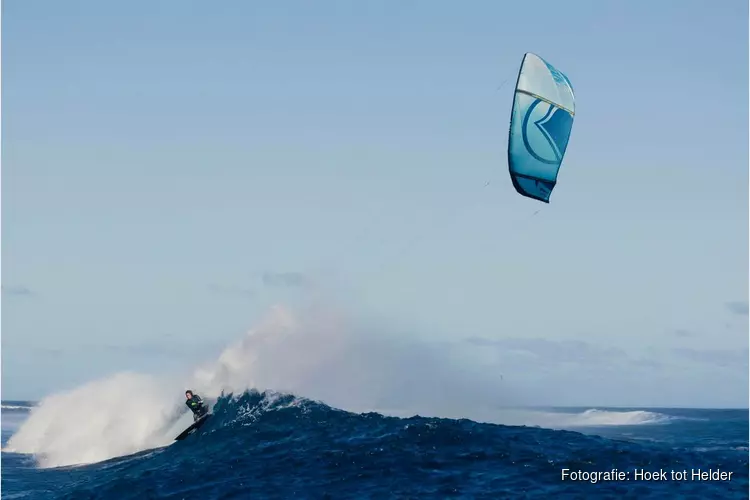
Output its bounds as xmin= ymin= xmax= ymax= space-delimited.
xmin=186 ymin=394 xmax=208 ymax=421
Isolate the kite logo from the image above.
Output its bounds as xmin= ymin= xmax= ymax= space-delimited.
xmin=521 ymin=98 xmax=573 ymax=165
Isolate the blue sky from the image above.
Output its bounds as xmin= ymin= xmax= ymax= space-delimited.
xmin=2 ymin=0 xmax=748 ymax=407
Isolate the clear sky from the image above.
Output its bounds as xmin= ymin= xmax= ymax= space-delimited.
xmin=2 ymin=0 xmax=748 ymax=407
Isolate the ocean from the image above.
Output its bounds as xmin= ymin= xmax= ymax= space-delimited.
xmin=2 ymin=392 xmax=747 ymax=499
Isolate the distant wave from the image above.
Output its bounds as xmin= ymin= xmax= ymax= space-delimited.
xmin=482 ymin=408 xmax=680 ymax=429
xmin=373 ymin=407 xmax=678 ymax=430
xmin=1 ymin=403 xmax=34 ymax=411
xmin=540 ymin=408 xmax=674 ymax=427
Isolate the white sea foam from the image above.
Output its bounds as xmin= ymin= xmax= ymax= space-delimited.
xmin=5 ymin=305 xmax=506 ymax=468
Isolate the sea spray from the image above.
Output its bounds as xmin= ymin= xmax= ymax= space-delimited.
xmin=6 ymin=372 xmax=185 ymax=467
xmin=6 ymin=305 xmax=506 ymax=467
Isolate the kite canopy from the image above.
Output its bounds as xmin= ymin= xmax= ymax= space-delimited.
xmin=507 ymin=53 xmax=575 ymax=203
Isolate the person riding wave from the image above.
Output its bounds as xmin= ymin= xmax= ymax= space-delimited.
xmin=185 ymin=390 xmax=208 ymax=421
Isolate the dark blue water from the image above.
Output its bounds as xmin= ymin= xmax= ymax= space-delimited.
xmin=2 ymin=393 xmax=747 ymax=499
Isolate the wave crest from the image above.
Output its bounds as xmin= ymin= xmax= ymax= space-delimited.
xmin=522 ymin=408 xmax=674 ymax=428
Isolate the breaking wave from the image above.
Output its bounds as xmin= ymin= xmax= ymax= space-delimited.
xmin=3 ymin=390 xmax=747 ymax=499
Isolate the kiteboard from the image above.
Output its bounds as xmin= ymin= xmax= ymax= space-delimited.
xmin=174 ymin=413 xmax=211 ymax=441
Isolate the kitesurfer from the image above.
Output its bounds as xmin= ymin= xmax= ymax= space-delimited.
xmin=185 ymin=390 xmax=208 ymax=421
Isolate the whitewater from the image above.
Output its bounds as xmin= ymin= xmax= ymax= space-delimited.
xmin=3 ymin=305 xmax=747 ymax=499
xmin=6 ymin=305 xmax=679 ymax=468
